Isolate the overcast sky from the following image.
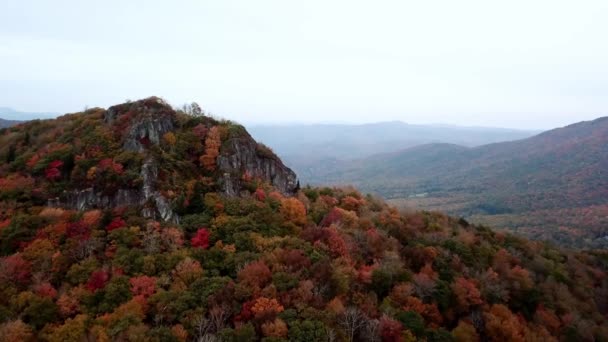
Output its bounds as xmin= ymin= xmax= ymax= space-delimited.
xmin=1 ymin=0 xmax=607 ymax=129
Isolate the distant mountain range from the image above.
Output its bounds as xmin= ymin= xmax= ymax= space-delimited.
xmin=303 ymin=117 xmax=608 ymax=248
xmin=0 ymin=107 xmax=58 ymax=122
xmin=248 ymin=121 xmax=538 ymax=176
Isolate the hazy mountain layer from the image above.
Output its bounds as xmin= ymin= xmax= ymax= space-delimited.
xmin=248 ymin=122 xmax=538 ymax=174
xmin=0 ymin=107 xmax=58 ymax=121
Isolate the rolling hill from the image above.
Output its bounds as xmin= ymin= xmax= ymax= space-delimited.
xmin=305 ymin=117 xmax=608 ymax=248
xmin=0 ymin=107 xmax=59 ymax=128
xmin=1 ymin=97 xmax=606 ymax=341
xmin=248 ymin=122 xmax=538 ymax=175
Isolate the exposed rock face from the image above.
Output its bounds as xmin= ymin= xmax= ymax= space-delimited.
xmin=123 ymin=116 xmax=174 ymax=152
xmin=218 ymin=134 xmax=298 ymax=196
xmin=104 ymin=97 xmax=175 ymax=152
xmin=48 ymin=158 xmax=179 ymax=224
xmin=140 ymin=158 xmax=178 ymax=223
xmin=48 ymin=188 xmax=142 ymax=211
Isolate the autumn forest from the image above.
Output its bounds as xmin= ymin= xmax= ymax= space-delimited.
xmin=0 ymin=98 xmax=607 ymax=341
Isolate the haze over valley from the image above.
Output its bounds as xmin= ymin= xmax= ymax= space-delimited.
xmin=248 ymin=122 xmax=539 ymax=171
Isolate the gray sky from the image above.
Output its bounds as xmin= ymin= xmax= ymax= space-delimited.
xmin=1 ymin=0 xmax=607 ymax=129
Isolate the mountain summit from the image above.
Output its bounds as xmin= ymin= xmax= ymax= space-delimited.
xmin=1 ymin=97 xmax=298 ymax=223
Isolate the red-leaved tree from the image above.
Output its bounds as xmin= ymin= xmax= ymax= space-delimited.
xmin=86 ymin=270 xmax=110 ymax=291
xmin=0 ymin=255 xmax=31 ymax=286
xmin=379 ymin=316 xmax=403 ymax=342
xmin=130 ymin=275 xmax=157 ymax=297
xmin=106 ymin=217 xmax=126 ymax=231
xmin=191 ymin=228 xmax=210 ymax=249
xmin=45 ymin=160 xmax=63 ymax=180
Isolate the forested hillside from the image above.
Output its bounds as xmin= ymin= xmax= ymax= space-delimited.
xmin=0 ymin=99 xmax=607 ymax=341
xmin=305 ymin=117 xmax=608 ymax=248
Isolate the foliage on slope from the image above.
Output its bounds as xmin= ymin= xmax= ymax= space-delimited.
xmin=0 ymin=184 xmax=607 ymax=341
xmin=307 ymin=117 xmax=608 ymax=248
xmin=0 ymin=102 xmax=607 ymax=341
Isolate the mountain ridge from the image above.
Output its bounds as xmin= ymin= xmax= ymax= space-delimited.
xmin=304 ymin=116 xmax=608 ymax=248
xmin=0 ymin=107 xmax=58 ymax=121
xmin=248 ymin=121 xmax=539 ymax=171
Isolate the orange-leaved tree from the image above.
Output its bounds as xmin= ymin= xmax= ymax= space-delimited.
xmin=200 ymin=126 xmax=221 ymax=171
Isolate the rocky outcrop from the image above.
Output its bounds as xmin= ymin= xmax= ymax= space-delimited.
xmin=47 ymin=96 xmax=297 ymax=221
xmin=122 ymin=116 xmax=174 ymax=152
xmin=218 ymin=134 xmax=298 ymax=196
xmin=49 ymin=97 xmax=179 ymax=222
xmin=140 ymin=158 xmax=178 ymax=223
xmin=104 ymin=97 xmax=175 ymax=152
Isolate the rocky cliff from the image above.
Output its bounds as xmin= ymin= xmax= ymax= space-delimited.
xmin=41 ymin=97 xmax=298 ymax=221
xmin=218 ymin=134 xmax=299 ymax=196
xmin=104 ymin=98 xmax=176 ymax=153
